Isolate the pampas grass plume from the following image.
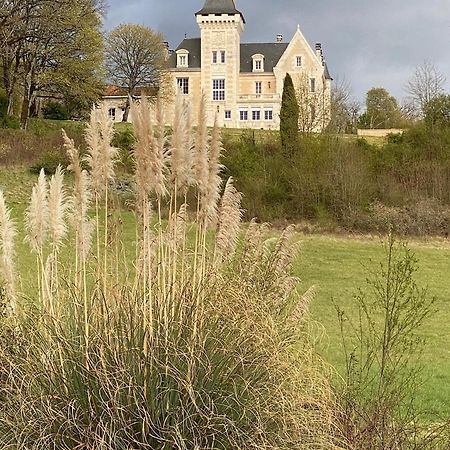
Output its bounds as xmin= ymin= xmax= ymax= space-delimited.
xmin=0 ymin=190 xmax=17 ymax=315
xmin=48 ymin=166 xmax=69 ymax=250
xmin=202 ymin=113 xmax=223 ymax=225
xmin=26 ymin=168 xmax=49 ymax=253
xmin=216 ymin=177 xmax=242 ymax=261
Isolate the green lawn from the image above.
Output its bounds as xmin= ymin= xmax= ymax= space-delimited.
xmin=1 ymin=168 xmax=449 ymax=420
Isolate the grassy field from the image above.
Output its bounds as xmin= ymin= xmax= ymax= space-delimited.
xmin=1 ymin=168 xmax=449 ymax=420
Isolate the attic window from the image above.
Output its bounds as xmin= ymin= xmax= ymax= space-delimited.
xmin=251 ymin=54 xmax=264 ymax=72
xmin=176 ymin=49 xmax=189 ymax=68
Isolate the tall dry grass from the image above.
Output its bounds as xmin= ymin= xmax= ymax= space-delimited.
xmin=0 ymin=97 xmax=343 ymax=449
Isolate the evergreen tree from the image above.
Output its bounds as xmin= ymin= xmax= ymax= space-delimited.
xmin=280 ymin=73 xmax=299 ymax=155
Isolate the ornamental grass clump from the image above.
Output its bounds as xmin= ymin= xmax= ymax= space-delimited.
xmin=0 ymin=98 xmax=342 ymax=449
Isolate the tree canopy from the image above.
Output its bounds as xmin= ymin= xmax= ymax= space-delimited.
xmin=358 ymin=87 xmax=403 ymax=129
xmin=105 ymin=23 xmax=167 ymax=121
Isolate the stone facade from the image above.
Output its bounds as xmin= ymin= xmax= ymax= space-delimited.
xmin=101 ymin=0 xmax=332 ymax=131
xmin=168 ymin=0 xmax=332 ymax=131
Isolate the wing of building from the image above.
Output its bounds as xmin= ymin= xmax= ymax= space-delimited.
xmin=103 ymin=0 xmax=332 ymax=131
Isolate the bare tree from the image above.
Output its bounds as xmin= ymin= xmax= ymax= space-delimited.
xmin=292 ymin=72 xmax=330 ymax=133
xmin=328 ymin=76 xmax=360 ymax=134
xmin=404 ymin=61 xmax=446 ymax=119
xmin=105 ymin=23 xmax=167 ymax=122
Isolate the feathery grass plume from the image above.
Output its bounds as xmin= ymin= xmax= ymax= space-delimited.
xmin=130 ymin=96 xmax=153 ymax=217
xmin=84 ymin=106 xmax=103 ymax=195
xmin=98 ymin=103 xmax=119 ymax=190
xmin=182 ymin=101 xmax=195 ymax=190
xmin=26 ymin=169 xmax=49 ymax=254
xmin=154 ymin=96 xmax=168 ymax=198
xmin=0 ymin=191 xmax=17 ymax=315
xmin=48 ymin=166 xmax=69 ymax=250
xmin=166 ymin=203 xmax=187 ymax=252
xmin=202 ymin=113 xmax=223 ymax=225
xmin=215 ymin=177 xmax=242 ymax=261
xmin=131 ymin=96 xmax=167 ymax=215
xmin=242 ymin=219 xmax=269 ymax=263
xmin=170 ymin=95 xmax=191 ymax=193
xmin=194 ymin=94 xmax=209 ymax=197
xmin=289 ymin=285 xmax=316 ymax=325
xmin=62 ymin=130 xmax=94 ymax=262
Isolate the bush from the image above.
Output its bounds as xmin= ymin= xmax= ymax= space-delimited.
xmin=335 ymin=236 xmax=448 ymax=449
xmin=29 ymin=148 xmax=69 ymax=174
xmin=42 ymin=101 xmax=69 ymax=120
xmin=0 ymin=114 xmax=20 ymax=129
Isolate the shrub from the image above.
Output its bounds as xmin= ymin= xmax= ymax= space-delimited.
xmin=0 ymin=101 xmax=340 ymax=449
xmin=42 ymin=101 xmax=69 ymax=120
xmin=29 ymin=147 xmax=69 ymax=174
xmin=335 ymin=236 xmax=448 ymax=449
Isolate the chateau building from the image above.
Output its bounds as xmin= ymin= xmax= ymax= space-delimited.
xmin=167 ymin=0 xmax=332 ymax=130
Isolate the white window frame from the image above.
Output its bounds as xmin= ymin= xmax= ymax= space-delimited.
xmin=176 ymin=49 xmax=189 ymax=68
xmin=264 ymin=109 xmax=273 ymax=121
xmin=224 ymin=110 xmax=231 ymax=120
xmin=108 ymin=108 xmax=116 ymax=121
xmin=255 ymin=81 xmax=262 ymax=95
xmin=252 ymin=109 xmax=261 ymax=121
xmin=252 ymin=54 xmax=265 ymax=72
xmin=212 ymin=78 xmax=225 ymax=101
xmin=177 ymin=77 xmax=189 ymax=95
xmin=239 ymin=109 xmax=248 ymax=121
xmin=296 ymin=55 xmax=302 ymax=67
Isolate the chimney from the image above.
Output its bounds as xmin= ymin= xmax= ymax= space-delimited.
xmin=276 ymin=34 xmax=283 ymax=42
xmin=163 ymin=41 xmax=170 ymax=60
xmin=315 ymin=42 xmax=323 ymax=63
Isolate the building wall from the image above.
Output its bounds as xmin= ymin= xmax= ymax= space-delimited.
xmin=197 ymin=13 xmax=244 ymax=129
xmin=101 ymin=12 xmax=331 ymax=131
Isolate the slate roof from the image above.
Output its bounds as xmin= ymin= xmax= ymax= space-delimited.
xmin=323 ymin=62 xmax=333 ymax=80
xmin=240 ymin=43 xmax=288 ymax=73
xmin=168 ymin=38 xmax=202 ymax=69
xmin=196 ymin=0 xmax=245 ymax=22
xmin=168 ymin=39 xmax=289 ymax=73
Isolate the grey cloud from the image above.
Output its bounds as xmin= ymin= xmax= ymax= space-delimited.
xmin=105 ymin=0 xmax=450 ymax=102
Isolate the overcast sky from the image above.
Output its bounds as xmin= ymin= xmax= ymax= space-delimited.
xmin=105 ymin=0 xmax=450 ymax=104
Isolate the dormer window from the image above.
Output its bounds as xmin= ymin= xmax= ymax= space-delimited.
xmin=252 ymin=54 xmax=264 ymax=72
xmin=176 ymin=49 xmax=189 ymax=68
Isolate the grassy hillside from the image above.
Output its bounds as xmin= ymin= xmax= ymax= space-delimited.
xmin=1 ymin=167 xmax=449 ymax=421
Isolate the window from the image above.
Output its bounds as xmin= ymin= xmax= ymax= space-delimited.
xmin=176 ymin=50 xmax=189 ymax=68
xmin=224 ymin=110 xmax=231 ymax=120
xmin=177 ymin=77 xmax=189 ymax=95
xmin=255 ymin=81 xmax=262 ymax=95
xmin=212 ymin=79 xmax=225 ymax=101
xmin=296 ymin=56 xmax=302 ymax=67
xmin=239 ymin=109 xmax=248 ymax=121
xmin=221 ymin=51 xmax=226 ymax=63
xmin=108 ymin=108 xmax=116 ymax=121
xmin=252 ymin=54 xmax=264 ymax=72
xmin=310 ymin=78 xmax=316 ymax=93
xmin=212 ymin=51 xmax=218 ymax=64
xmin=264 ymin=109 xmax=273 ymax=121
xmin=252 ymin=109 xmax=261 ymax=121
